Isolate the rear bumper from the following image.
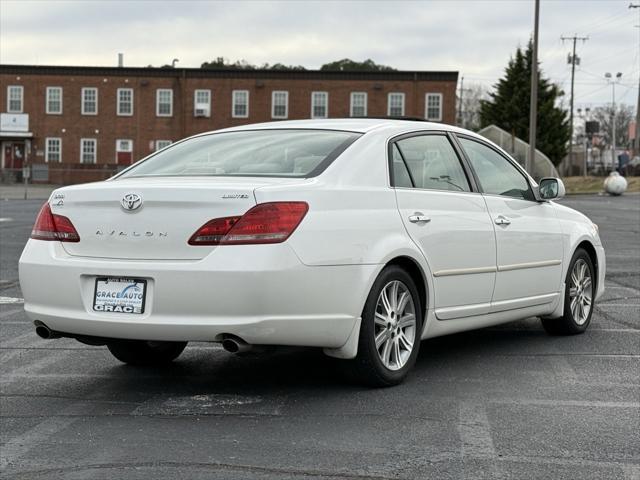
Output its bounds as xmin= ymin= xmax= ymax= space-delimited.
xmin=19 ymin=240 xmax=377 ymax=348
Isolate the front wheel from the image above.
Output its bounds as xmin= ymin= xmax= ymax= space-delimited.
xmin=107 ymin=340 xmax=188 ymax=366
xmin=541 ymin=248 xmax=595 ymax=335
xmin=348 ymin=265 xmax=423 ymax=387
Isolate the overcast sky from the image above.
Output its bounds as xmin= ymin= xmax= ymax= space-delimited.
xmin=1 ymin=0 xmax=637 ymax=111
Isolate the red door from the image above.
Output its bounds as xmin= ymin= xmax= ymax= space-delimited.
xmin=116 ymin=151 xmax=133 ymax=165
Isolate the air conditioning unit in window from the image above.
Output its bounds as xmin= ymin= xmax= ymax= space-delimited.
xmin=194 ymin=105 xmax=210 ymax=117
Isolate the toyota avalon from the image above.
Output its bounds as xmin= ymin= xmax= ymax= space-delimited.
xmin=19 ymin=119 xmax=605 ymax=386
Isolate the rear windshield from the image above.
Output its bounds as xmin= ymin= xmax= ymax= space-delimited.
xmin=118 ymin=129 xmax=361 ymax=178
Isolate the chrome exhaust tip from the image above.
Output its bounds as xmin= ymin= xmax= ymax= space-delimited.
xmin=34 ymin=321 xmax=60 ymax=340
xmin=221 ymin=336 xmax=252 ymax=354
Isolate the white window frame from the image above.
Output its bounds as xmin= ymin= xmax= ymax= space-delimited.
xmin=155 ymin=140 xmax=172 ymax=151
xmin=193 ymin=89 xmax=211 ymax=117
xmin=311 ymin=91 xmax=328 ymax=119
xmin=387 ymin=92 xmax=405 ymax=117
xmin=45 ymin=137 xmax=62 ymax=163
xmin=81 ymin=87 xmax=98 ymax=115
xmin=7 ymin=85 xmax=24 ymax=113
xmin=80 ymin=138 xmax=97 ymax=164
xmin=156 ymin=89 xmax=173 ymax=117
xmin=232 ymin=90 xmax=249 ymax=118
xmin=425 ymin=93 xmax=443 ymax=121
xmin=350 ymin=92 xmax=367 ymax=117
xmin=271 ymin=91 xmax=289 ymax=119
xmin=46 ymin=87 xmax=63 ymax=115
xmin=117 ymin=88 xmax=134 ymax=116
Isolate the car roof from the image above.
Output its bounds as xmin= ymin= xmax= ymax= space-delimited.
xmin=203 ymin=118 xmax=474 ymax=136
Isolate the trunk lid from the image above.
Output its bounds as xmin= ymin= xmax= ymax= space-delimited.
xmin=54 ymin=177 xmax=300 ymax=260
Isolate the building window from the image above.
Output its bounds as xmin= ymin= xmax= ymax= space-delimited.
xmin=425 ymin=93 xmax=443 ymax=121
xmin=80 ymin=138 xmax=97 ymax=164
xmin=388 ymin=93 xmax=405 ymax=117
xmin=350 ymin=92 xmax=367 ymax=117
xmin=194 ymin=89 xmax=211 ymax=117
xmin=81 ymin=87 xmax=98 ymax=115
xmin=155 ymin=140 xmax=172 ymax=151
xmin=117 ymin=88 xmax=134 ymax=116
xmin=271 ymin=91 xmax=289 ymax=119
xmin=115 ymin=139 xmax=133 ymax=164
xmin=156 ymin=89 xmax=173 ymax=117
xmin=311 ymin=91 xmax=328 ymax=119
xmin=232 ymin=90 xmax=249 ymax=118
xmin=46 ymin=87 xmax=62 ymax=115
xmin=45 ymin=138 xmax=61 ymax=163
xmin=7 ymin=85 xmax=23 ymax=113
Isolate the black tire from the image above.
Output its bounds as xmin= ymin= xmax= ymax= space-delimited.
xmin=347 ymin=265 xmax=423 ymax=387
xmin=107 ymin=340 xmax=187 ymax=366
xmin=541 ymin=248 xmax=595 ymax=335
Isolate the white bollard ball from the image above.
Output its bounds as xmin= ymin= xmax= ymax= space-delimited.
xmin=603 ymin=172 xmax=628 ymax=196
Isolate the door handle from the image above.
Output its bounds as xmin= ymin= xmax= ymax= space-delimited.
xmin=494 ymin=215 xmax=511 ymax=226
xmin=408 ymin=213 xmax=431 ymax=223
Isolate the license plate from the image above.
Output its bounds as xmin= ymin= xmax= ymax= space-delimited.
xmin=93 ymin=277 xmax=147 ymax=314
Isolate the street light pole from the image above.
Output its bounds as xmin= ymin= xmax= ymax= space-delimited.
xmin=605 ymin=72 xmax=623 ymax=170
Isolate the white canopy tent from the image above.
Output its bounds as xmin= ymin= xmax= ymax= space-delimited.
xmin=477 ymin=124 xmax=559 ymax=179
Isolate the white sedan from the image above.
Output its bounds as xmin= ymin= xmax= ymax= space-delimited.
xmin=19 ymin=119 xmax=605 ymax=386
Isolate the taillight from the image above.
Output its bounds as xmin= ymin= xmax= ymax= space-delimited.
xmin=188 ymin=202 xmax=308 ymax=246
xmin=188 ymin=216 xmax=241 ymax=246
xmin=31 ymin=203 xmax=80 ymax=242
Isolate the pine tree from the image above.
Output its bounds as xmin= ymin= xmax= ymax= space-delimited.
xmin=480 ymin=42 xmax=570 ymax=165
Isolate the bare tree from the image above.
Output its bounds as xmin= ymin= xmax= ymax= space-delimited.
xmin=459 ymin=83 xmax=487 ymax=131
xmin=590 ymin=104 xmax=635 ymax=149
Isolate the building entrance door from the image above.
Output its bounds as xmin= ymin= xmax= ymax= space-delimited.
xmin=2 ymin=142 xmax=24 ymax=169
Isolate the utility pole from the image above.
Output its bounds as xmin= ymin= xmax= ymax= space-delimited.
xmin=457 ymin=76 xmax=464 ymax=127
xmin=561 ymin=34 xmax=588 ymax=174
xmin=630 ymin=3 xmax=639 ymax=158
xmin=527 ymin=0 xmax=540 ymax=175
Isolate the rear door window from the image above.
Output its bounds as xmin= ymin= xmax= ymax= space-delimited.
xmin=391 ymin=144 xmax=414 ymax=188
xmin=393 ymin=135 xmax=471 ymax=192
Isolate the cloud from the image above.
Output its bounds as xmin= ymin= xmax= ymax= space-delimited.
xmin=0 ymin=0 xmax=636 ymax=108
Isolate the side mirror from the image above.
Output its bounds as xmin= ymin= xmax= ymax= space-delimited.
xmin=538 ymin=177 xmax=566 ymax=200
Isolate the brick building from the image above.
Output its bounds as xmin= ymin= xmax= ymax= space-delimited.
xmin=0 ymin=64 xmax=458 ymax=183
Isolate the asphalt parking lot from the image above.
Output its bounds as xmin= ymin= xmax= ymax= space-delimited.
xmin=0 ymin=193 xmax=638 ymax=480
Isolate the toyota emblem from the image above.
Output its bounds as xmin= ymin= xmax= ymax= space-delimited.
xmin=121 ymin=193 xmax=142 ymax=211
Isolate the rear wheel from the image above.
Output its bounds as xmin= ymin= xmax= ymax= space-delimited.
xmin=541 ymin=248 xmax=595 ymax=335
xmin=107 ymin=340 xmax=187 ymax=366
xmin=348 ymin=265 xmax=423 ymax=387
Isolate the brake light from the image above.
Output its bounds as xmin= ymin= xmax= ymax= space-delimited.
xmin=188 ymin=202 xmax=308 ymax=246
xmin=188 ymin=216 xmax=241 ymax=246
xmin=31 ymin=203 xmax=80 ymax=242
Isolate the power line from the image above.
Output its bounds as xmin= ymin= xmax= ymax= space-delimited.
xmin=572 ymin=8 xmax=629 ymax=33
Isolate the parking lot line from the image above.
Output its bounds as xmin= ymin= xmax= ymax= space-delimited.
xmin=0 ymin=403 xmax=90 ymax=470
xmin=0 ymin=297 xmax=24 ymax=305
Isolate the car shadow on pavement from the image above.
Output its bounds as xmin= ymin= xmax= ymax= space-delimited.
xmin=93 ymin=317 xmax=554 ymax=396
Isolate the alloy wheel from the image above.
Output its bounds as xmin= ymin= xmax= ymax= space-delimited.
xmin=374 ymin=280 xmax=417 ymax=371
xmin=569 ymin=258 xmax=593 ymax=325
